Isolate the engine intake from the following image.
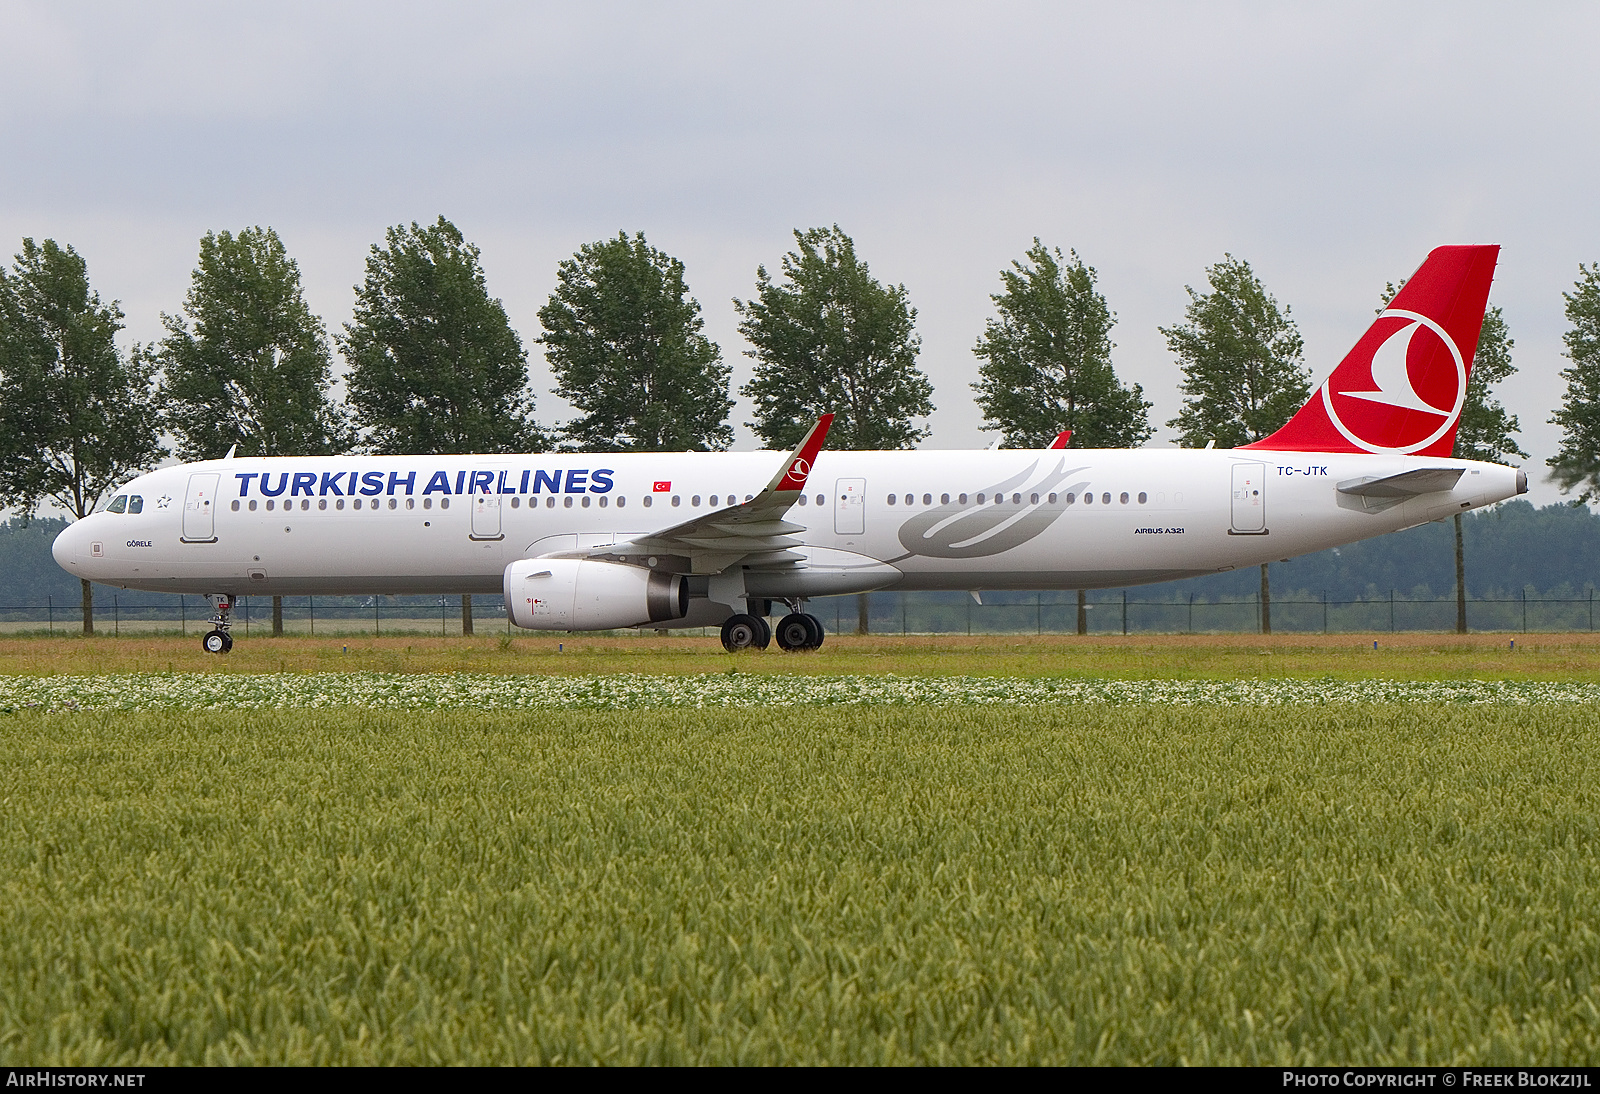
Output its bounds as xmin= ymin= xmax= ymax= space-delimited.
xmin=504 ymin=558 xmax=688 ymax=631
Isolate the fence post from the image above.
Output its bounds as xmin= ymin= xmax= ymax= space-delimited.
xmin=1322 ymin=590 xmax=1327 ymax=635
xmin=375 ymin=597 xmax=380 ymax=636
xmin=180 ymin=595 xmax=185 ymax=636
xmin=1522 ymin=588 xmax=1527 ymax=634
xmin=1590 ymin=588 xmax=1594 ymax=633
xmin=1188 ymin=593 xmax=1194 ymax=635
xmin=309 ymin=595 xmax=314 ymax=636
xmin=47 ymin=595 xmax=52 ymax=635
xmin=1037 ymin=592 xmax=1042 ymax=635
xmin=1122 ymin=591 xmax=1128 ymax=635
xmin=1390 ymin=590 xmax=1395 ymax=632
xmin=114 ymin=594 xmax=119 ymax=637
xmin=966 ymin=595 xmax=971 ymax=636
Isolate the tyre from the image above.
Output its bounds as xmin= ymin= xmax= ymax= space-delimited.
xmin=800 ymin=613 xmax=825 ymax=650
xmin=202 ymin=630 xmax=227 ymax=654
xmin=221 ymin=632 xmax=234 ymax=653
xmin=753 ymin=614 xmax=772 ymax=649
xmin=720 ymin=614 xmax=762 ymax=652
xmin=775 ymin=614 xmax=812 ymax=652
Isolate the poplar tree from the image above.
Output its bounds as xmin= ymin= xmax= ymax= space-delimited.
xmin=0 ymin=239 xmax=165 ymax=634
xmin=737 ymin=226 xmax=934 ymax=452
xmin=342 ymin=216 xmax=541 ymax=634
xmin=157 ymin=226 xmax=347 ymax=635
xmin=1550 ymin=263 xmax=1600 ymax=504
xmin=737 ymin=226 xmax=934 ymax=632
xmin=538 ymin=232 xmax=731 ymax=452
xmin=1163 ymin=255 xmax=1310 ymax=633
xmin=973 ymin=240 xmax=1151 ymax=449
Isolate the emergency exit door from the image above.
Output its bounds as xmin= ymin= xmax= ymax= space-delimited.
xmin=835 ymin=478 xmax=866 ymax=535
xmin=1230 ymin=462 xmax=1266 ymax=534
xmin=470 ymin=469 xmax=504 ymax=540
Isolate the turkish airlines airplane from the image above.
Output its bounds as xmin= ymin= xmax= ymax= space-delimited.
xmin=53 ymin=245 xmax=1524 ymax=654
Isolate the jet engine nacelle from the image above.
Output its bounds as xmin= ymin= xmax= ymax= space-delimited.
xmin=504 ymin=558 xmax=688 ymax=631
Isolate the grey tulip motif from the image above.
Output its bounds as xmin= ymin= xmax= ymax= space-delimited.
xmin=893 ymin=459 xmax=1090 ymax=559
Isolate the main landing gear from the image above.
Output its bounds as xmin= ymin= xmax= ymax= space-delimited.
xmin=720 ymin=604 xmax=826 ymax=653
xmin=202 ymin=595 xmax=235 ymax=654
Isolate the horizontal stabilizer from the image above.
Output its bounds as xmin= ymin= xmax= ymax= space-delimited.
xmin=1336 ymin=468 xmax=1464 ymax=498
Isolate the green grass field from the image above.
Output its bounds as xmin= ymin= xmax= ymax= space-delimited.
xmin=4 ymin=701 xmax=1598 ymax=1065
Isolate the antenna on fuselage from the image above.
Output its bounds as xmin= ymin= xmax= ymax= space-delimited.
xmin=223 ymin=444 xmax=237 ymax=459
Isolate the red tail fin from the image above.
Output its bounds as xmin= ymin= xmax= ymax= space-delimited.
xmin=1241 ymin=245 xmax=1499 ymax=456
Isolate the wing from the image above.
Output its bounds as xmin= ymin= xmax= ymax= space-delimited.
xmin=1336 ymin=467 xmax=1464 ymax=498
xmin=535 ymin=414 xmax=835 ymax=575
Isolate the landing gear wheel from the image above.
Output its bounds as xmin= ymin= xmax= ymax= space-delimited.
xmin=202 ymin=629 xmax=230 ymax=654
xmin=753 ymin=614 xmax=772 ymax=650
xmin=800 ymin=612 xmax=825 ymax=651
xmin=221 ymin=632 xmax=234 ymax=653
xmin=775 ymin=614 xmax=815 ymax=652
xmin=721 ymin=613 xmax=765 ymax=652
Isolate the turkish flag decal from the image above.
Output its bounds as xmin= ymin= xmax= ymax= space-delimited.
xmin=653 ymin=481 xmax=671 ymax=492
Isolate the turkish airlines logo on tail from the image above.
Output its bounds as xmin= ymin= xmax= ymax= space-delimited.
xmin=1321 ymin=309 xmax=1467 ymax=454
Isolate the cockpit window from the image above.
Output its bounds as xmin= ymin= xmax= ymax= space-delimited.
xmin=107 ymin=495 xmax=128 ymax=514
xmin=127 ymin=495 xmax=143 ymax=514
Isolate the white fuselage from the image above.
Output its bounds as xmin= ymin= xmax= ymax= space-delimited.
xmin=52 ymin=448 xmax=1524 ymax=610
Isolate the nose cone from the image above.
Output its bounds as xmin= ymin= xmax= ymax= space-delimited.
xmin=1517 ymin=468 xmax=1528 ymax=495
xmin=52 ymin=521 xmax=81 ymax=575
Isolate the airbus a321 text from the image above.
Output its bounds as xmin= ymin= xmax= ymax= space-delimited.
xmin=55 ymin=245 xmax=1526 ymax=653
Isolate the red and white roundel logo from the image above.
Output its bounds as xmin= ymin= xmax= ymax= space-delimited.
xmin=789 ymin=457 xmax=810 ymax=479
xmin=1321 ymin=308 xmax=1466 ymax=454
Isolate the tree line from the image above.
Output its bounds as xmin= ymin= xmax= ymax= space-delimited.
xmin=5 ymin=218 xmax=1600 ymax=635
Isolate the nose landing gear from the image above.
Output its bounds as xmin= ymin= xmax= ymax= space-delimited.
xmin=202 ymin=595 xmax=235 ymax=654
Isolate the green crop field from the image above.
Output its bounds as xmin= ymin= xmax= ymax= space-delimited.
xmin=3 ymin=696 xmax=1598 ymax=1065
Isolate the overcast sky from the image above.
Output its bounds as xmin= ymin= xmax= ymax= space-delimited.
xmin=4 ymin=1 xmax=1597 ymax=506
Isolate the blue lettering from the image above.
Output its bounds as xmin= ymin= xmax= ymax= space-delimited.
xmin=589 ymin=468 xmax=614 ymax=493
xmin=469 ymin=470 xmax=494 ymax=495
xmin=291 ymin=472 xmax=317 ymax=497
xmin=565 ymin=469 xmax=588 ymax=493
xmin=259 ymin=472 xmax=288 ymax=497
xmin=360 ymin=472 xmax=384 ymax=496
xmin=388 ymin=471 xmax=417 ymax=496
xmin=519 ymin=469 xmax=530 ymax=494
xmin=532 ymin=469 xmax=560 ymax=494
xmin=319 ymin=472 xmax=345 ymax=496
xmin=234 ymin=472 xmax=258 ymax=497
xmin=454 ymin=470 xmax=466 ymax=495
xmin=422 ymin=471 xmax=452 ymax=495
xmin=498 ymin=470 xmax=515 ymax=495
xmin=347 ymin=471 xmax=359 ymax=495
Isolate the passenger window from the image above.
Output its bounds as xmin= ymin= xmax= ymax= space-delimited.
xmin=1030 ymin=493 xmax=1039 ymax=505
xmin=599 ymin=496 xmax=607 ymax=508
xmin=582 ymin=496 xmax=591 ymax=508
xmin=1012 ymin=493 xmax=1021 ymax=505
xmin=815 ymin=494 xmax=824 ymax=506
xmin=249 ymin=499 xmax=258 ymax=511
xmin=1084 ymin=493 xmax=1092 ymax=505
xmin=441 ymin=498 xmax=450 ymax=509
xmin=710 ymin=495 xmax=719 ymax=506
xmin=644 ymin=496 xmax=653 ymax=508
xmin=958 ymin=494 xmax=967 ymax=504
xmin=745 ymin=495 xmax=753 ymax=502
xmin=128 ymin=496 xmax=144 ymax=514
xmin=1120 ymin=492 xmax=1129 ymax=504
xmin=1064 ymin=493 xmax=1074 ymax=504
xmin=353 ymin=499 xmax=362 ymax=510
xmin=617 ymin=496 xmax=626 ymax=508
xmin=545 ymin=497 xmax=554 ymax=508
xmin=107 ymin=495 xmax=127 ymax=513
xmin=976 ymin=493 xmax=985 ymax=504
xmin=904 ymin=494 xmax=913 ymax=506
xmin=303 ymin=499 xmax=311 ymax=510
xmin=923 ymin=494 xmax=932 ymax=505
xmin=336 ymin=499 xmax=344 ymax=510
xmin=672 ymin=496 xmax=681 ymax=507
xmin=887 ymin=494 xmax=896 ymax=505
xmin=231 ymin=500 xmax=240 ymax=511
xmin=405 ymin=498 xmax=414 ymax=510
xmin=1047 ymin=493 xmax=1057 ymax=504
xmin=388 ymin=498 xmax=397 ymax=509
xmin=941 ymin=494 xmax=950 ymax=504
xmin=798 ymin=495 xmax=807 ymax=506
xmin=1102 ymin=493 xmax=1111 ymax=505
xmin=318 ymin=499 xmax=327 ymax=510
xmin=1138 ymin=492 xmax=1147 ymax=504
xmin=564 ymin=497 xmax=573 ymax=508
xmin=691 ymin=495 xmax=700 ymax=507
xmin=266 ymin=500 xmax=275 ymax=511
xmin=426 ymin=498 xmax=435 ymax=509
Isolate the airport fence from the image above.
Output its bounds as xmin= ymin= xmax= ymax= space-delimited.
xmin=2 ymin=589 xmax=1599 ymax=636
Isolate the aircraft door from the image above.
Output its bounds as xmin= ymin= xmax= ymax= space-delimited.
xmin=835 ymin=478 xmax=866 ymax=535
xmin=470 ymin=469 xmax=504 ymax=541
xmin=1230 ymin=462 xmax=1266 ymax=534
xmin=181 ymin=473 xmax=220 ymax=542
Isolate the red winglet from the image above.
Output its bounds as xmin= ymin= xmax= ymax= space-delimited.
xmin=1049 ymin=430 xmax=1072 ymax=449
xmin=774 ymin=414 xmax=834 ymax=492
